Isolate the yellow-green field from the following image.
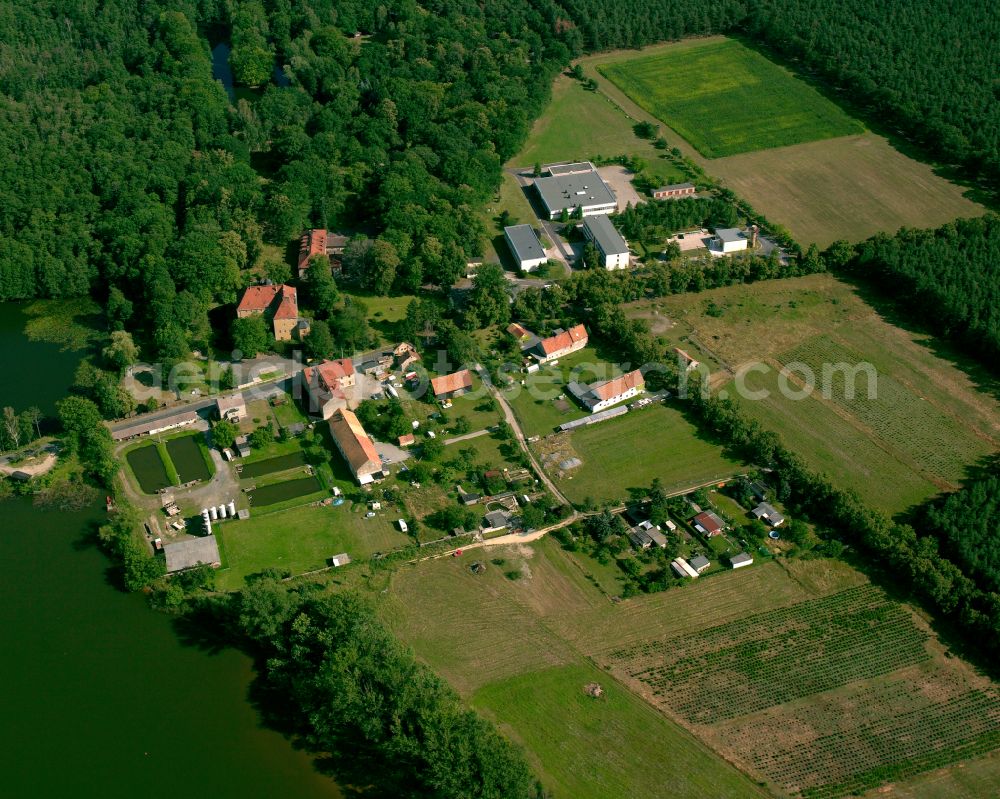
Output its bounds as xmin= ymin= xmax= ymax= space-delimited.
xmin=576 ymin=38 xmax=984 ymax=246
xmin=383 ymin=538 xmax=1000 ymax=798
xmin=599 ymin=39 xmax=862 ymax=158
xmin=625 ymin=274 xmax=1000 ymax=514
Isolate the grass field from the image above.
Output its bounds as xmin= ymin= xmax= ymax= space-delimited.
xmin=599 ymin=39 xmax=862 ymax=158
xmin=513 ymin=73 xmax=687 ymax=188
xmin=574 ymin=37 xmax=983 ymax=246
xmin=542 ymin=403 xmax=744 ymax=506
xmin=385 ymin=536 xmax=1000 ymax=797
xmin=625 ymin=274 xmax=1000 ymax=513
xmin=710 ymin=133 xmax=985 ymax=246
xmin=215 ymin=502 xmax=410 ymax=590
xmin=473 ymin=664 xmax=763 ymax=799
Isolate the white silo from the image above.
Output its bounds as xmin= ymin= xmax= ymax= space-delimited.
xmin=210 ymin=505 xmax=218 ymax=520
xmin=217 ymin=503 xmax=227 ymax=519
xmin=228 ymin=500 xmax=237 ymax=517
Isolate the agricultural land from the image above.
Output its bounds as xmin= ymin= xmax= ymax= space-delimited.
xmin=625 ymin=274 xmax=1000 ymax=514
xmin=577 ymin=38 xmax=984 ymax=246
xmin=598 ymin=39 xmax=863 ymax=158
xmin=384 ymin=537 xmax=1000 ymax=799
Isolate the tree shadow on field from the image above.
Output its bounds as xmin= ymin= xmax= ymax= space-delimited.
xmin=839 ymin=277 xmax=1000 ymax=406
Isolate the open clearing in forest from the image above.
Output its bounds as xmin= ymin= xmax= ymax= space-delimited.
xmin=579 ymin=38 xmax=983 ymax=246
xmin=598 ymin=39 xmax=862 ymax=158
xmin=511 ymin=73 xmax=688 ymax=187
xmin=384 ymin=539 xmax=1000 ymax=799
xmin=624 ymin=274 xmax=1000 ymax=514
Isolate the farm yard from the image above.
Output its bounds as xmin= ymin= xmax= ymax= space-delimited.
xmin=383 ymin=536 xmax=1000 ymax=798
xmin=597 ymin=39 xmax=862 ymax=158
xmin=624 ymin=274 xmax=1000 ymax=513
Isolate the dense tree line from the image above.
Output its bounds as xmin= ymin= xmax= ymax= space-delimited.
xmin=920 ymin=469 xmax=1000 ymax=594
xmin=744 ymin=0 xmax=1000 ymax=192
xmin=830 ymin=214 xmax=1000 ymax=368
xmin=227 ymin=578 xmax=543 ymax=799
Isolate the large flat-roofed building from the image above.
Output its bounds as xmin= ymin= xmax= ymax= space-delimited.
xmin=164 ymin=535 xmax=221 ymax=573
xmin=328 ymin=408 xmax=383 ymax=485
xmin=504 ymin=225 xmax=548 ymax=272
xmin=534 ymin=162 xmax=617 ymax=220
xmin=583 ymin=215 xmax=630 ymax=269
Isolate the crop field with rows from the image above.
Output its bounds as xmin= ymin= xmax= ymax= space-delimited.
xmin=720 ymin=667 xmax=1000 ymax=798
xmin=597 ymin=583 xmax=1000 ymax=797
xmin=601 ymin=585 xmax=930 ymax=723
xmin=778 ymin=335 xmax=994 ymax=483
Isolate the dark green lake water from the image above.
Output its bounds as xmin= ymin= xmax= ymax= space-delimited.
xmin=0 ymin=303 xmax=340 ymax=798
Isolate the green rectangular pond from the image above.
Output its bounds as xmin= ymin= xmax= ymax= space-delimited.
xmin=126 ymin=445 xmax=172 ymax=494
xmin=240 ymin=451 xmax=305 ymax=479
xmin=166 ymin=434 xmax=211 ymax=483
xmin=248 ymin=476 xmax=322 ymax=507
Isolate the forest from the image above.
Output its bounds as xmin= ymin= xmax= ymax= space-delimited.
xmin=830 ymin=215 xmax=1000 ymax=368
xmin=920 ymin=469 xmax=1000 ymax=595
xmin=3 ymin=0 xmax=996 ymax=351
xmin=223 ymin=576 xmax=543 ymax=799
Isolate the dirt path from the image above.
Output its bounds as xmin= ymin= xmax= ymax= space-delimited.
xmin=475 ymin=364 xmax=573 ymax=508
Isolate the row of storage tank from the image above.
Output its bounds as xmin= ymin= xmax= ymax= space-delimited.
xmin=201 ymin=501 xmax=237 ymax=533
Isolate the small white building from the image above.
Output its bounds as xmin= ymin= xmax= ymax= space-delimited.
xmin=583 ymin=215 xmax=630 ymax=269
xmin=504 ymin=224 xmax=548 ymax=272
xmin=730 ymin=552 xmax=754 ymax=569
xmin=713 ymin=228 xmax=748 ymax=254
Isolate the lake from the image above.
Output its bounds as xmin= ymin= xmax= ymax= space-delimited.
xmin=0 ymin=302 xmax=340 ymax=798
